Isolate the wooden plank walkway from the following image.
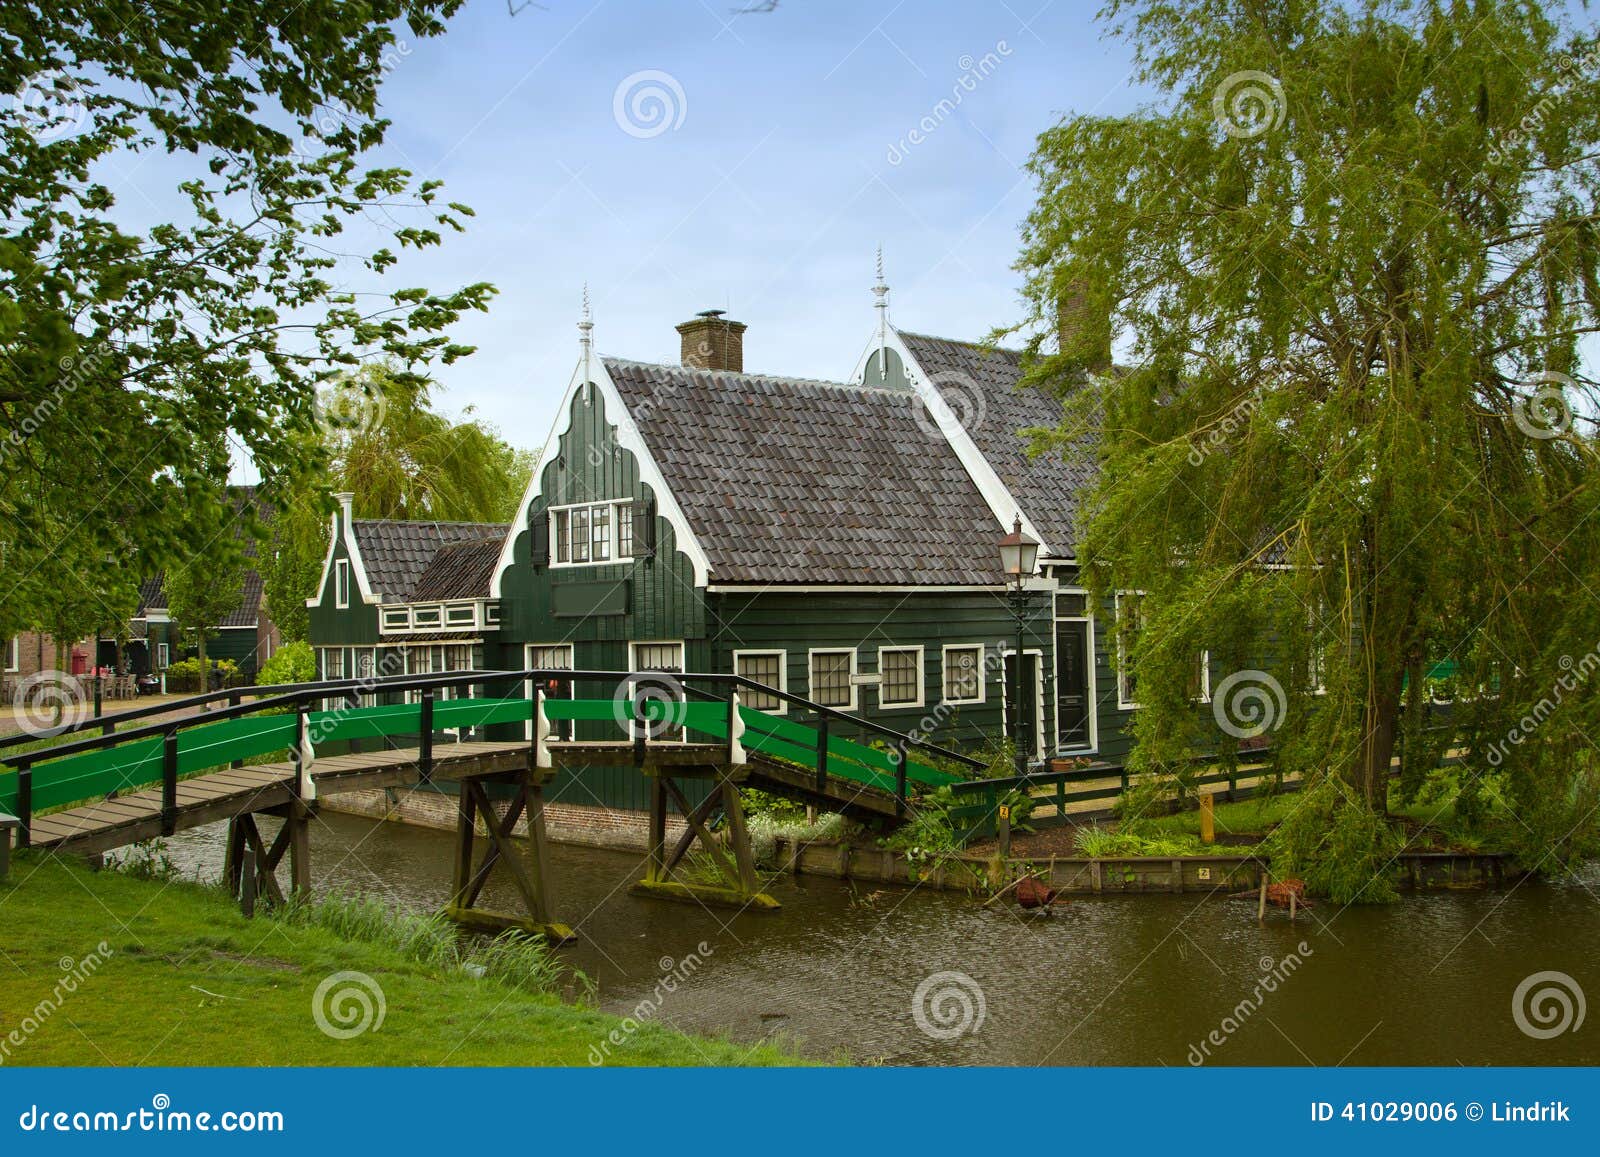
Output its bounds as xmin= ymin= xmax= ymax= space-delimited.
xmin=26 ymin=741 xmax=532 ymax=856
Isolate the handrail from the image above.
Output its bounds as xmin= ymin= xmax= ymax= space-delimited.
xmin=2 ymin=669 xmax=983 ymax=771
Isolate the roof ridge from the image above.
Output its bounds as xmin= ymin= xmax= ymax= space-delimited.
xmin=895 ymin=327 xmax=1024 ymax=358
xmin=601 ymin=355 xmax=910 ymax=395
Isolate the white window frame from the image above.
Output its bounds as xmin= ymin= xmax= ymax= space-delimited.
xmin=335 ymin=558 xmax=351 ymax=608
xmin=1194 ymin=650 xmax=1212 ymax=703
xmin=3 ymin=637 xmax=18 ymax=673
xmin=157 ymin=642 xmax=171 ymax=669
xmin=549 ymin=500 xmax=635 ymax=568
xmin=321 ymin=646 xmax=342 ymax=680
xmin=1053 ymin=586 xmax=1099 ymax=755
xmin=999 ymin=645 xmax=1049 ymax=763
xmin=526 ymin=643 xmax=576 ymax=741
xmin=941 ymin=644 xmax=986 ymax=706
xmin=1114 ymin=590 xmax=1145 ymax=710
xmin=807 ymin=647 xmax=858 ymax=711
xmin=732 ymin=649 xmax=787 ymax=714
xmin=629 ymin=639 xmax=686 ymax=741
xmin=876 ymin=645 xmax=925 ymax=710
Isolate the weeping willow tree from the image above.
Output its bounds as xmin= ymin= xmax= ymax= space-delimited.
xmin=260 ymin=363 xmax=535 ymax=639
xmin=1017 ymin=0 xmax=1600 ymax=880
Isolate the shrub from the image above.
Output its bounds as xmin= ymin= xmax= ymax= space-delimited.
xmin=1263 ymin=776 xmax=1405 ymax=903
xmin=163 ymin=657 xmax=245 ymax=692
xmin=258 ymin=640 xmax=316 ymax=687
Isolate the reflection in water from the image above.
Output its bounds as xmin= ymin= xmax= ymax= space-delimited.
xmin=158 ymin=811 xmax=1600 ymax=1065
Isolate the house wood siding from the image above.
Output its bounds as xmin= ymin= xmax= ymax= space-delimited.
xmin=307 ymin=532 xmax=380 ymax=646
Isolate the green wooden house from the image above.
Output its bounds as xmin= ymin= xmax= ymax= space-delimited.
xmin=308 ymin=286 xmax=1161 ymax=811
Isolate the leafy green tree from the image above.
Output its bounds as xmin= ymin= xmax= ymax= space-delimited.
xmin=0 ymin=2 xmax=489 ymax=638
xmin=164 ymin=483 xmax=251 ymax=688
xmin=1016 ymin=1 xmax=1600 ymax=867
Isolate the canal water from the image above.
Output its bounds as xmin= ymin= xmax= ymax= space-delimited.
xmin=157 ymin=812 xmax=1599 ymax=1065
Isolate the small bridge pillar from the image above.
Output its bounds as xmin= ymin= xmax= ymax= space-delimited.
xmin=630 ymin=768 xmax=779 ymax=911
xmin=223 ymin=801 xmax=312 ymax=912
xmin=443 ymin=764 xmax=574 ymax=943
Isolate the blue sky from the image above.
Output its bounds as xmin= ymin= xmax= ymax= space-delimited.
xmin=304 ymin=0 xmax=1140 ymax=452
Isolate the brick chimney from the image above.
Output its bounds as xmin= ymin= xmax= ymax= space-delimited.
xmin=1058 ymin=279 xmax=1112 ymax=373
xmin=676 ymin=309 xmax=746 ymax=372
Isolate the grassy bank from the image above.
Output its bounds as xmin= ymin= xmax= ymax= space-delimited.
xmin=0 ymin=855 xmax=797 ymax=1066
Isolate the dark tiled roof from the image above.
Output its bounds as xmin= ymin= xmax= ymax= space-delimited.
xmin=353 ymin=520 xmax=507 ymax=601
xmin=134 ymin=487 xmax=271 ymax=626
xmin=408 ymin=534 xmax=506 ymax=601
xmin=897 ymin=330 xmax=1097 ymax=559
xmin=604 ymin=357 xmax=1004 ymax=584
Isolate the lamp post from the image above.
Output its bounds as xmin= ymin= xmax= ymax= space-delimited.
xmin=998 ymin=515 xmax=1041 ymax=778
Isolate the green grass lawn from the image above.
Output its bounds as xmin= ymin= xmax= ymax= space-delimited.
xmin=0 ymin=855 xmax=797 ymax=1067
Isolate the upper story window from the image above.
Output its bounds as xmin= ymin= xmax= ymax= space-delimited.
xmin=3 ymin=637 xmax=18 ymax=673
xmin=552 ymin=500 xmax=633 ymax=566
xmin=335 ymin=559 xmax=351 ymax=608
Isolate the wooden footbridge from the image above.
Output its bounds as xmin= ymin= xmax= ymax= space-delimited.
xmin=0 ymin=670 xmax=980 ymax=941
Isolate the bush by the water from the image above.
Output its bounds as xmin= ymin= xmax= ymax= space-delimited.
xmin=163 ymin=656 xmax=246 ymax=693
xmin=257 ymin=640 xmax=316 ymax=687
xmin=1264 ymin=776 xmax=1405 ymax=904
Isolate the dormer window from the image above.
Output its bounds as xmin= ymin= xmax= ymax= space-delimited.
xmin=551 ymin=501 xmax=633 ymax=567
xmin=335 ymin=559 xmax=351 ymax=608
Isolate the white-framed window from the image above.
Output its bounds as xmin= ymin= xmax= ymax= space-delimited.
xmin=629 ymin=640 xmax=686 ymax=740
xmin=551 ymin=500 xmax=634 ymax=566
xmin=321 ymin=647 xmax=343 ymax=679
xmin=3 ymin=637 xmax=18 ymax=673
xmin=877 ymin=646 xmax=924 ymax=709
xmin=157 ymin=642 xmax=171 ymax=669
xmin=733 ymin=649 xmax=787 ymax=713
xmin=808 ymin=648 xmax=857 ymax=710
xmin=1192 ymin=650 xmax=1211 ymax=703
xmin=1114 ymin=591 xmax=1145 ymax=709
xmin=528 ymin=643 xmax=575 ymax=740
xmin=941 ymin=644 xmax=986 ymax=705
xmin=335 ymin=558 xmax=351 ymax=608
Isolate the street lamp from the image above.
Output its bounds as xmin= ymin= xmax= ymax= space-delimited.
xmin=999 ymin=515 xmax=1040 ymax=777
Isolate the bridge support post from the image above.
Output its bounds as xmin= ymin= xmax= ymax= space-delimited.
xmin=442 ymin=766 xmax=574 ymax=943
xmin=629 ymin=769 xmax=779 ymax=911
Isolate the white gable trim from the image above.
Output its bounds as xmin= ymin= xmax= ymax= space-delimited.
xmin=490 ymin=356 xmax=714 ymax=595
xmin=305 ymin=503 xmax=380 ymax=607
xmin=849 ymin=327 xmax=1056 ymax=557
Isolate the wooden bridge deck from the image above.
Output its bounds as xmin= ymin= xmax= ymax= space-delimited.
xmin=24 ymin=739 xmax=905 ymax=857
xmin=26 ymin=741 xmax=532 ymax=856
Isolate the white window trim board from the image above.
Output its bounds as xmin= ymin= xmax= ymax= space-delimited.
xmin=940 ymin=643 xmax=987 ymax=706
xmin=732 ymin=648 xmax=788 ymax=714
xmin=806 ymin=647 xmax=859 ymax=712
xmin=875 ymin=645 xmax=925 ymax=710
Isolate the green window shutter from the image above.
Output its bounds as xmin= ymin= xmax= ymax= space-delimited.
xmin=632 ymin=496 xmax=656 ymax=559
xmin=530 ymin=508 xmax=550 ymax=566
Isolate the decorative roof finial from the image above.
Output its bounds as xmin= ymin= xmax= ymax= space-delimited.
xmin=872 ymin=245 xmax=891 ymax=370
xmin=579 ymin=283 xmax=593 ymax=347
